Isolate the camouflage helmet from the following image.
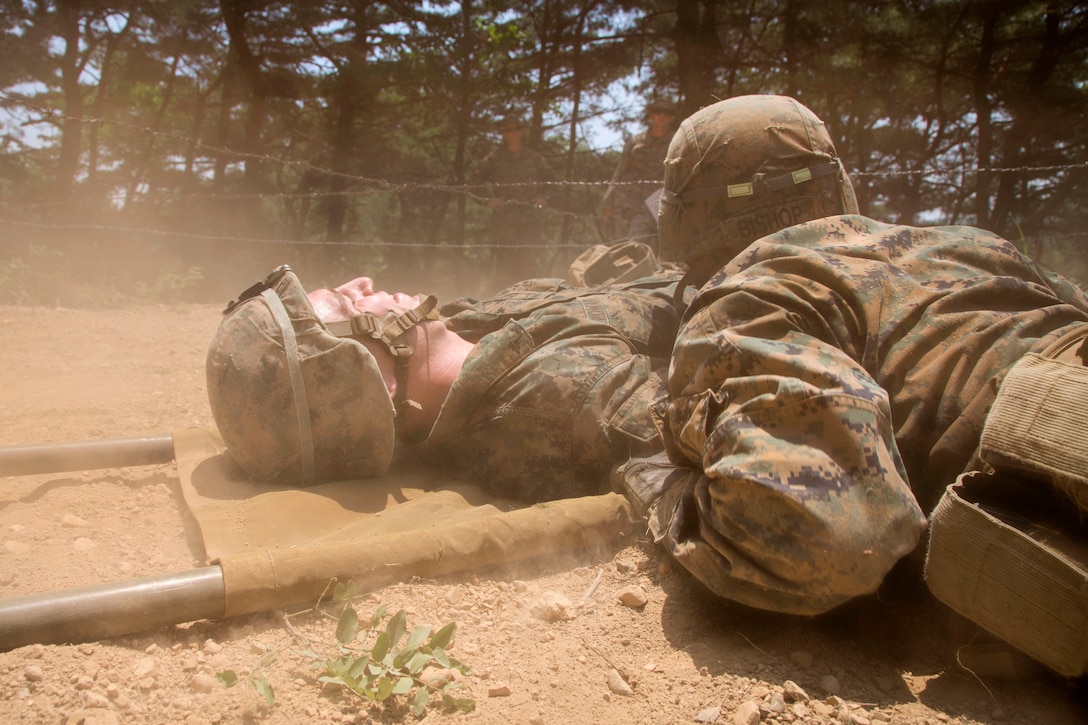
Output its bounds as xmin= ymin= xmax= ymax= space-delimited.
xmin=645 ymin=100 xmax=678 ymax=118
xmin=658 ymin=94 xmax=858 ymax=269
xmin=206 ymin=266 xmax=395 ymax=486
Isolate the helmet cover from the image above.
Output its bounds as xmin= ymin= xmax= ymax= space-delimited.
xmin=206 ymin=266 xmax=395 ymax=485
xmin=658 ymin=94 xmax=858 ymax=266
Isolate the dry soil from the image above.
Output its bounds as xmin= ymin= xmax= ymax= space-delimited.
xmin=1 ymin=302 xmax=1086 ymax=725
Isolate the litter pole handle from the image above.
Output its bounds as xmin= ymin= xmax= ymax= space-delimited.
xmin=0 ymin=435 xmax=176 ymax=477
xmin=0 ymin=565 xmax=226 ymax=651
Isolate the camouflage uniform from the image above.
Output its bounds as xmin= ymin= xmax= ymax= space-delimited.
xmin=602 ymin=131 xmax=671 ymax=249
xmin=473 ymin=145 xmax=554 ymax=287
xmin=422 ymin=272 xmax=690 ymax=501
xmin=654 ymin=215 xmax=1088 ymax=615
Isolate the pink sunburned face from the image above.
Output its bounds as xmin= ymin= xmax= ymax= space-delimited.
xmin=308 ymin=277 xmax=422 ymax=324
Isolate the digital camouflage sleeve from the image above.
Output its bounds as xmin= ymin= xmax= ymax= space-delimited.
xmin=425 ymin=273 xmax=691 ymax=502
xmin=655 ymin=215 xmax=1088 ymax=615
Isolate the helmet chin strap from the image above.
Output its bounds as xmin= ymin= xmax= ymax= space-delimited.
xmin=324 ymin=295 xmax=441 ymax=426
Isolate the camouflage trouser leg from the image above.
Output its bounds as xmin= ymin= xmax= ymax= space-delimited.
xmin=645 ymin=462 xmax=926 ymax=616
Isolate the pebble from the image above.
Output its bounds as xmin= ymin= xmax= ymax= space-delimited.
xmin=72 ymin=537 xmax=97 ymax=552
xmin=84 ymin=691 xmax=111 ymax=708
xmin=606 ymin=668 xmax=633 ymax=696
xmin=782 ymin=679 xmax=809 ymax=702
xmin=61 ymin=514 xmax=89 ymax=527
xmin=733 ymin=699 xmax=761 ymax=725
xmin=820 ymin=673 xmax=841 ymax=695
xmin=615 ymin=585 xmax=648 ymax=608
xmin=760 ymin=690 xmax=785 ymax=715
xmin=530 ymin=591 xmax=574 ymax=622
xmin=695 ymin=705 xmax=721 ymax=722
xmin=4 ymin=540 xmax=31 ymax=554
xmin=24 ymin=665 xmax=44 ymax=682
xmin=423 ymin=668 xmax=460 ymax=690
xmin=133 ymin=657 xmax=157 ymax=679
xmin=487 ymin=683 xmax=511 ymax=697
xmin=189 ymin=673 xmax=217 ymax=694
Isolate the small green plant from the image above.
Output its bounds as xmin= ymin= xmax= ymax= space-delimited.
xmin=216 ymin=580 xmax=474 ymax=717
xmin=215 ymin=667 xmax=276 ymax=706
xmin=306 ymin=581 xmax=475 ymax=717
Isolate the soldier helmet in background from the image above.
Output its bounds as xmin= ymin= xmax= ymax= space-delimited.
xmin=645 ymin=100 xmax=678 ymax=118
xmin=206 ymin=266 xmax=397 ymax=486
xmin=499 ymin=114 xmax=527 ymax=132
xmin=658 ymin=94 xmax=858 ymax=281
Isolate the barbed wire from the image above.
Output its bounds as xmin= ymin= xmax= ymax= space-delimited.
xmin=0 ymin=215 xmax=592 ymax=250
xmin=3 ymin=94 xmax=1087 ymax=253
xmin=4 ymin=93 xmax=1087 ymax=194
xmin=2 ymin=212 xmax=1085 ymax=253
xmin=1 ymin=94 xmax=617 ymax=197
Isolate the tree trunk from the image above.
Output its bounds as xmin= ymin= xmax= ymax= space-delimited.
xmin=672 ymin=0 xmax=720 ymax=114
xmin=972 ymin=1 xmax=998 ymax=230
xmin=220 ymin=0 xmax=267 ymax=196
xmin=991 ymin=7 xmax=1062 ymax=238
xmin=55 ymin=0 xmax=85 ymax=205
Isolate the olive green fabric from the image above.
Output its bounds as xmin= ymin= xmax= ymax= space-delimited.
xmin=174 ymin=428 xmax=636 ymax=617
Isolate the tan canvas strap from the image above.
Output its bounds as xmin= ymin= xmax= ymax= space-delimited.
xmin=1040 ymin=324 xmax=1088 ymax=366
xmin=261 ymin=287 xmax=315 ymax=486
xmin=324 ymin=294 xmax=440 ymax=429
xmin=325 ymin=295 xmax=440 ymax=347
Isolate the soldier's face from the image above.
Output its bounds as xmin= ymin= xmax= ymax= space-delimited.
xmin=308 ymin=277 xmax=422 ymax=324
xmin=649 ymin=111 xmax=675 ymax=137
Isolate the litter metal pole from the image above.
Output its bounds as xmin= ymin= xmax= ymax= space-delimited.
xmin=0 ymin=565 xmax=225 ymax=651
xmin=0 ymin=435 xmax=176 ymax=477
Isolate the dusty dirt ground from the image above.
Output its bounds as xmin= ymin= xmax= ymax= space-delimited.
xmin=1 ymin=301 xmax=1087 ymax=725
